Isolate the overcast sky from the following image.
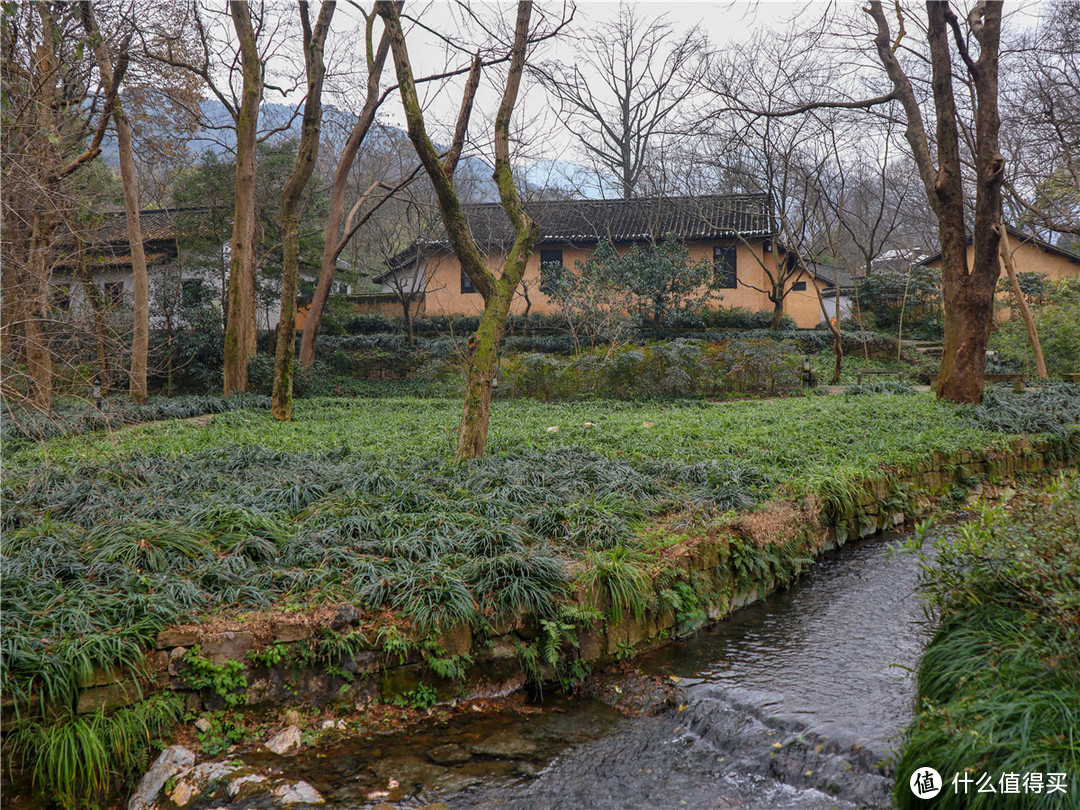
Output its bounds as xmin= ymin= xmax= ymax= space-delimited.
xmin=312 ymin=0 xmax=1043 ymax=187
xmin=324 ymin=2 xmax=810 ymax=166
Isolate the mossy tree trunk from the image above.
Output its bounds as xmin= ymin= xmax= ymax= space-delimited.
xmin=272 ymin=1 xmax=335 ymax=421
xmin=377 ymin=0 xmax=538 ymax=460
xmin=868 ymin=1 xmax=1004 ymax=403
xmin=223 ymin=1 xmax=263 ymax=395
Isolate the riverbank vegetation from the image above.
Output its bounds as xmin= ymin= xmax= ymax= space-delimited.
xmin=4 ymin=387 xmax=1079 ymax=806
xmin=896 ymin=473 xmax=1080 ymax=809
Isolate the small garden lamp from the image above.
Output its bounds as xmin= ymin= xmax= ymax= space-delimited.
xmin=92 ymin=374 xmax=103 ymax=410
xmin=802 ymin=355 xmax=814 ymax=387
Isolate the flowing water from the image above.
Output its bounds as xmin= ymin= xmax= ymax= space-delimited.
xmin=262 ymin=532 xmax=932 ymax=809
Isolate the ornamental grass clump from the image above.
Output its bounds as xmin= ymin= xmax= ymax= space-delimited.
xmin=0 ymin=393 xmax=269 ymax=448
xmin=0 ymin=444 xmax=773 ymax=728
xmin=967 ymin=382 xmax=1080 ymax=438
xmin=894 ymin=474 xmax=1080 ymax=809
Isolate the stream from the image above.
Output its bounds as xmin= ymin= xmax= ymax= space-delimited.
xmin=256 ymin=531 xmax=932 ymax=809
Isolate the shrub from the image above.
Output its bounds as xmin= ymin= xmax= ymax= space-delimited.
xmin=990 ymin=278 xmax=1080 ymax=378
xmin=499 ymin=339 xmax=803 ymax=401
xmin=855 ymin=265 xmax=942 ymax=334
xmin=966 ymin=383 xmax=1080 ymax=438
xmin=700 ymin=306 xmax=795 ymax=331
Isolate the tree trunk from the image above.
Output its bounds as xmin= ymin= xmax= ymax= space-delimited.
xmin=999 ymin=225 xmax=1046 ymax=379
xmin=299 ymin=8 xmax=394 ymax=366
xmin=223 ymin=1 xmax=263 ymax=395
xmin=78 ymin=264 xmax=111 ymax=394
xmin=272 ymin=1 xmax=334 ymax=421
xmin=81 ymin=3 xmax=148 ymax=403
xmin=458 ymin=284 xmax=515 ymax=458
xmin=867 ymin=1 xmax=1003 ymax=404
xmin=116 ymin=113 xmax=149 ymax=403
xmin=814 ymin=279 xmax=844 ymax=385
xmin=377 ymin=0 xmax=536 ymax=460
xmin=769 ymin=291 xmax=785 ymax=330
xmin=24 ymin=211 xmax=56 ymax=410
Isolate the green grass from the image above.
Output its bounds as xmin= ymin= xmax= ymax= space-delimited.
xmin=3 ymin=388 xmax=1073 ymax=808
xmin=809 ymin=347 xmax=935 ymax=385
xmin=895 ymin=474 xmax=1080 ymax=809
xmin=9 ymin=394 xmax=1003 ymax=496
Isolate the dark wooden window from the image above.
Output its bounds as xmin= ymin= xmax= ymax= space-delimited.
xmin=103 ymin=281 xmax=125 ymax=306
xmin=792 ymin=281 xmax=807 ymax=291
xmin=540 ymin=248 xmax=564 ymax=268
xmin=460 ymin=269 xmax=476 ymax=294
xmin=714 ymin=245 xmax=737 ymax=289
xmin=51 ymin=285 xmax=71 ymax=311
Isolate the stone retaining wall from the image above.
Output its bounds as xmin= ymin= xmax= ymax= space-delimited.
xmin=73 ymin=432 xmax=1080 ymax=718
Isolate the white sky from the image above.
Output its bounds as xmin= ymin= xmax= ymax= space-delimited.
xmin=302 ymin=0 xmax=1044 ymax=179
xmin=324 ymin=1 xmax=813 ymax=165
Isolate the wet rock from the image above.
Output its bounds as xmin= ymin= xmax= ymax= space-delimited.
xmin=428 ymin=743 xmax=472 ymax=765
xmin=272 ymin=780 xmax=325 ymax=805
xmin=583 ymin=672 xmax=686 ymax=716
xmin=469 ymin=729 xmax=540 ymax=759
xmin=127 ymin=745 xmax=195 ymax=810
xmin=437 ymin=623 xmax=472 ymax=657
xmin=168 ymin=647 xmax=188 ymax=675
xmin=333 ymin=604 xmax=362 ymax=627
xmin=227 ymin=773 xmax=267 ymax=799
xmin=168 ymin=761 xmax=239 ymax=806
xmin=272 ymin=621 xmax=312 ymax=643
xmin=77 ymin=681 xmax=144 ymax=714
xmin=513 ymin=761 xmax=542 ymax=777
xmin=371 ymin=755 xmax=447 ymax=787
xmin=487 ymin=637 xmax=517 ymax=659
xmin=79 ymin=665 xmax=124 ymax=688
xmin=265 ymin=725 xmax=302 ymax=755
xmin=283 ymin=709 xmax=303 ymax=727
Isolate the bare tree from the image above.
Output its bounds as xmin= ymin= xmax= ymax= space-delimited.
xmin=364 ymin=193 xmax=446 ymax=346
xmin=710 ymin=2 xmax=1008 ymax=402
xmin=376 ymin=0 xmax=547 ymax=459
xmin=271 ymin=0 xmax=334 ymax=421
xmin=220 ymin=1 xmax=264 ymax=394
xmin=80 ymin=2 xmax=151 ymax=404
xmin=533 ymin=2 xmax=698 ymax=198
xmin=1 ymin=2 xmax=120 ymax=408
xmin=299 ymin=2 xmax=394 ymax=366
xmin=143 ymin=0 xmax=301 ymax=394
xmin=865 ymin=1 xmax=1006 ymax=402
xmin=1001 ymin=0 xmax=1079 ymax=240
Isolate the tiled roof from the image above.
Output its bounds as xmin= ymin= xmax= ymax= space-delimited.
xmin=59 ymin=208 xmax=208 ymax=248
xmin=809 ymin=262 xmax=856 ymax=293
xmin=920 ymin=225 xmax=1080 ymax=266
xmin=421 ymin=193 xmax=774 ymax=247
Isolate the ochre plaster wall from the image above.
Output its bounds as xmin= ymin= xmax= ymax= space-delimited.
xmin=416 ymin=240 xmax=827 ymax=328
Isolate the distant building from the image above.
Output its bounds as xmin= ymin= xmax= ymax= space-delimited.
xmin=367 ymin=194 xmax=839 ymax=329
xmin=53 ymin=208 xmax=285 ymax=332
xmin=920 ymin=225 xmax=1080 ymax=321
